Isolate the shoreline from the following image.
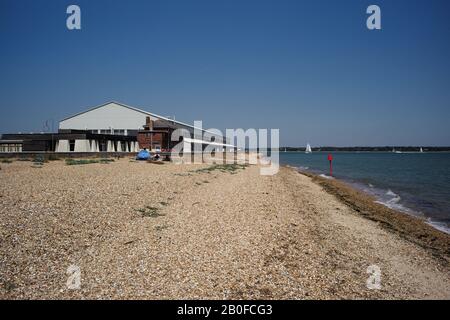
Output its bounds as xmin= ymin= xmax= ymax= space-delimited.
xmin=289 ymin=166 xmax=450 ymax=265
xmin=284 ymin=161 xmax=450 ymax=236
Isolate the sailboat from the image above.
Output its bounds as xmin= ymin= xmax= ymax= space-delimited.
xmin=420 ymin=147 xmax=424 ymax=153
xmin=305 ymin=143 xmax=312 ymax=154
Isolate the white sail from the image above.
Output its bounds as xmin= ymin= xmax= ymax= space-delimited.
xmin=420 ymin=147 xmax=423 ymax=153
xmin=305 ymin=143 xmax=312 ymax=154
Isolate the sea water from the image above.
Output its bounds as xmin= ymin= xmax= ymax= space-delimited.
xmin=280 ymin=152 xmax=450 ymax=233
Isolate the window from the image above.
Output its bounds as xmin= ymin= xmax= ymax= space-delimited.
xmin=0 ymin=143 xmax=22 ymax=153
xmin=99 ymin=141 xmax=107 ymax=152
xmin=113 ymin=129 xmax=125 ymax=136
xmin=69 ymin=140 xmax=75 ymax=152
xmin=100 ymin=129 xmax=111 ymax=134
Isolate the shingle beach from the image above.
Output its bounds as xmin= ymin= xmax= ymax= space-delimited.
xmin=0 ymin=159 xmax=448 ymax=299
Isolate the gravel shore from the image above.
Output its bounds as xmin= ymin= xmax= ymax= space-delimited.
xmin=0 ymin=159 xmax=449 ymax=299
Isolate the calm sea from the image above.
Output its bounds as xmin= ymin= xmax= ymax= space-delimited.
xmin=280 ymin=152 xmax=450 ymax=233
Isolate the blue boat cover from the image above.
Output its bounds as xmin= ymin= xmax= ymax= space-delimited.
xmin=136 ymin=149 xmax=150 ymax=160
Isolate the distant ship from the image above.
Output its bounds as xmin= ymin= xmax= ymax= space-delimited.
xmin=392 ymin=148 xmax=402 ymax=154
xmin=305 ymin=143 xmax=312 ymax=154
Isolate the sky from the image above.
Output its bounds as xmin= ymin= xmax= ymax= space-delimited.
xmin=1 ymin=0 xmax=449 ymax=147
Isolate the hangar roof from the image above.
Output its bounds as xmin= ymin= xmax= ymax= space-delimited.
xmin=60 ymin=101 xmax=216 ymax=135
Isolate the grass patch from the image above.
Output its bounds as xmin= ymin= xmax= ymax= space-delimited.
xmin=155 ymin=225 xmax=169 ymax=231
xmin=66 ymin=159 xmax=99 ymax=166
xmin=136 ymin=206 xmax=165 ymax=218
xmin=99 ymin=158 xmax=115 ymax=164
xmin=2 ymin=280 xmax=17 ymax=292
xmin=191 ymin=163 xmax=248 ymax=174
xmin=65 ymin=158 xmax=114 ymax=166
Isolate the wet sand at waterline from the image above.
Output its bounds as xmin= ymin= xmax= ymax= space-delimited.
xmin=0 ymin=159 xmax=449 ymax=299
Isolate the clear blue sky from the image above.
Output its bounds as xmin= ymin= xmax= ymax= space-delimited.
xmin=1 ymin=0 xmax=449 ymax=146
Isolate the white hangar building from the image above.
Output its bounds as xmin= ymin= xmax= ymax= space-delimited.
xmin=58 ymin=101 xmax=234 ymax=153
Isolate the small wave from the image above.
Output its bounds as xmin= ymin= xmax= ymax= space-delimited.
xmin=386 ymin=189 xmax=398 ymax=197
xmin=387 ymin=196 xmax=401 ymax=205
xmin=426 ymin=219 xmax=450 ymax=235
xmin=319 ymin=174 xmax=334 ymax=179
xmin=368 ymin=183 xmax=374 ymax=188
xmin=374 ymin=199 xmax=407 ymax=212
xmin=384 ymin=189 xmax=402 ymax=206
xmin=376 ymin=198 xmax=449 ymax=234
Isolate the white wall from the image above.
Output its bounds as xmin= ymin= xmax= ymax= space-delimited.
xmin=59 ymin=102 xmax=159 ymax=132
